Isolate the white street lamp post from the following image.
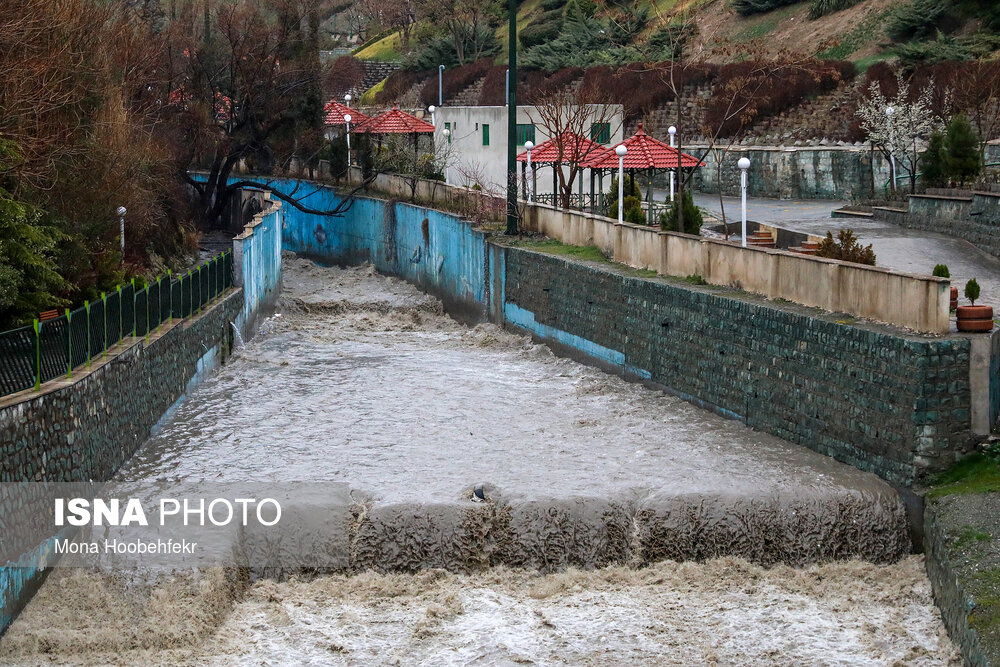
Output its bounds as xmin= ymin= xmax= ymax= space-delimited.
xmin=886 ymin=106 xmax=897 ymax=192
xmin=344 ymin=114 xmax=352 ymax=169
xmin=344 ymin=93 xmax=351 ymax=108
xmin=428 ymin=105 xmax=436 ymax=127
xmin=117 ymin=206 xmax=127 ymax=258
xmin=738 ymin=157 xmax=750 ymax=248
xmin=668 ymin=125 xmax=677 ymax=202
xmin=525 ymin=140 xmax=534 ymax=202
xmin=615 ymin=144 xmax=627 ymax=225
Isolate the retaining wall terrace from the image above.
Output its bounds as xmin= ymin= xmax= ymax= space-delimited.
xmin=0 ymin=290 xmax=242 ymax=634
xmin=874 ymin=192 xmax=1000 ymax=261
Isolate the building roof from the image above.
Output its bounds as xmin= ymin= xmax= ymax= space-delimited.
xmin=357 ymin=105 xmax=434 ymax=134
xmin=516 ymin=132 xmax=613 ymax=165
xmin=323 ymin=99 xmax=369 ymax=126
xmin=587 ymin=124 xmax=706 ymax=170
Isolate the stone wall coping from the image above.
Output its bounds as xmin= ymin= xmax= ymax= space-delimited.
xmin=872 ymin=205 xmax=909 ymax=213
xmin=234 ymin=195 xmax=281 ymax=241
xmin=973 ymin=190 xmax=1000 ymax=199
xmin=910 ymin=194 xmax=974 ymax=203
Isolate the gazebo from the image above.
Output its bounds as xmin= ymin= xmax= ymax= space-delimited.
xmin=323 ymin=99 xmax=369 ymax=137
xmin=587 ymin=123 xmax=705 ymax=222
xmin=356 ymin=104 xmax=435 ymax=162
xmin=515 ymin=132 xmax=612 ymax=208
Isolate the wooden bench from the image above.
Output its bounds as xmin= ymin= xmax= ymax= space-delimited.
xmin=38 ymin=310 xmax=60 ymax=322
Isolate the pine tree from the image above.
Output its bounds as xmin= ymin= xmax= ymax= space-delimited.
xmin=943 ymin=115 xmax=981 ymax=186
xmin=920 ymin=130 xmax=947 ymax=187
xmin=659 ymin=190 xmax=703 ymax=235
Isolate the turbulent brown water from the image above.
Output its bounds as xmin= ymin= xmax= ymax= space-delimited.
xmin=0 ymin=254 xmax=959 ymax=663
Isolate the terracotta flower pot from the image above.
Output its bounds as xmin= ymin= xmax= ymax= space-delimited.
xmin=950 ymin=286 xmax=958 ymax=311
xmin=956 ymin=304 xmax=994 ymax=332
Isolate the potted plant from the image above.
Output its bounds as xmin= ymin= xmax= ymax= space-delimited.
xmin=956 ymin=278 xmax=994 ymax=332
xmin=933 ymin=264 xmax=957 ymax=311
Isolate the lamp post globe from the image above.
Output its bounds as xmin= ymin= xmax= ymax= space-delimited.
xmin=344 ymin=93 xmax=351 ymax=106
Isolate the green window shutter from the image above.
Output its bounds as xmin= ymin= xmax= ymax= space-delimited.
xmin=591 ymin=123 xmax=610 ymax=144
xmin=482 ymin=124 xmax=490 ymax=146
xmin=516 ymin=124 xmax=535 ymax=146
xmin=444 ymin=122 xmax=452 ymax=143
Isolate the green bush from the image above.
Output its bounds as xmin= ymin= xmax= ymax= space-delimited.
xmin=730 ymin=0 xmax=799 ymax=17
xmin=932 ymin=264 xmax=950 ymax=278
xmin=808 ymin=0 xmax=863 ymax=20
xmin=966 ymin=278 xmax=981 ymax=305
xmin=540 ymin=0 xmax=564 ymax=9
xmin=815 ymin=229 xmax=876 ymax=265
xmin=608 ymin=195 xmax=645 ymax=225
xmin=520 ymin=18 xmax=563 ymax=48
xmin=885 ymin=0 xmax=950 ymax=42
xmin=659 ymin=190 xmax=703 ymax=235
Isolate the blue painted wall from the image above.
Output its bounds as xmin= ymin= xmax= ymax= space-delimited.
xmin=268 ymin=179 xmax=488 ymax=320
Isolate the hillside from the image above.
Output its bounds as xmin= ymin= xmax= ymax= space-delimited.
xmin=335 ymin=0 xmax=1000 ymax=72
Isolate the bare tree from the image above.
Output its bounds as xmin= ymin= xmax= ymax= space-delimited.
xmin=526 ymin=87 xmax=623 ymax=210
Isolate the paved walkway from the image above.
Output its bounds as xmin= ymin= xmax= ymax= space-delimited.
xmin=680 ymin=191 xmax=1000 ymax=315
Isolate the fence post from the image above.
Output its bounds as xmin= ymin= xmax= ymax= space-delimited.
xmin=130 ymin=279 xmax=136 ymax=336
xmin=117 ymin=285 xmax=123 ymax=344
xmin=167 ymin=271 xmax=172 ymax=323
xmin=84 ymin=300 xmax=91 ymax=368
xmin=101 ymin=292 xmax=108 ymax=357
xmin=66 ymin=308 xmax=72 ymax=378
xmin=189 ymin=269 xmax=194 ymax=315
xmin=33 ymin=319 xmax=40 ymax=390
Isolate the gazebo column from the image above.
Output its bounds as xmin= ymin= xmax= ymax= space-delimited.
xmin=552 ymin=166 xmax=558 ymax=207
xmin=589 ymin=168 xmax=595 ymax=214
xmin=577 ymin=167 xmax=584 ymax=209
xmin=532 ymin=164 xmax=537 ymax=202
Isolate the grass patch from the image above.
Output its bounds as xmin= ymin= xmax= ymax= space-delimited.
xmin=817 ymin=3 xmax=895 ymax=59
xmin=360 ymin=77 xmax=387 ymax=106
xmin=969 ymin=568 xmax=1000 ymax=638
xmin=684 ymin=274 xmax=707 ymax=285
xmin=953 ymin=525 xmax=992 ymax=549
xmin=512 ymin=239 xmax=610 ymax=262
xmin=734 ymin=3 xmax=805 ymax=42
xmin=355 ymin=33 xmax=403 ymax=61
xmin=928 ymin=453 xmax=1000 ymax=499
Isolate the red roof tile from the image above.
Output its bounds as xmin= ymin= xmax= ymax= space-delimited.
xmin=324 ymin=99 xmax=369 ymax=126
xmin=357 ymin=105 xmax=434 ymax=134
xmin=587 ymin=124 xmax=705 ymax=170
xmin=516 ymin=132 xmax=613 ymax=165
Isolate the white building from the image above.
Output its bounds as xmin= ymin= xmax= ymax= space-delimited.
xmin=432 ymin=105 xmax=625 ymax=198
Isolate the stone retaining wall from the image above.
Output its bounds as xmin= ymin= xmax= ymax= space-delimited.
xmin=498 ymin=247 xmax=973 ymax=487
xmin=878 ymin=193 xmax=1000 ymax=261
xmin=689 ymin=145 xmax=892 ymax=201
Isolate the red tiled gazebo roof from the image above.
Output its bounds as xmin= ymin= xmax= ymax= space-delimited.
xmin=516 ymin=132 xmax=612 ymax=165
xmin=357 ymin=105 xmax=434 ymax=134
xmin=324 ymin=99 xmax=369 ymax=126
xmin=587 ymin=124 xmax=705 ymax=170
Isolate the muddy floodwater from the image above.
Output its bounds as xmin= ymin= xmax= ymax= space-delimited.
xmin=0 ymin=255 xmax=959 ymax=664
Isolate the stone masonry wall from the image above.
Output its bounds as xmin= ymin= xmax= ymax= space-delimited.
xmin=690 ymin=146 xmax=892 ymax=200
xmin=900 ymin=193 xmax=1000 ymax=260
xmin=500 ymin=247 xmax=973 ymax=487
xmin=0 ymin=290 xmax=241 ymax=484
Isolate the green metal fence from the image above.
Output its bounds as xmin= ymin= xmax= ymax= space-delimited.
xmin=0 ymin=251 xmax=234 ymax=398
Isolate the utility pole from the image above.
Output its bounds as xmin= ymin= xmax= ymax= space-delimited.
xmin=505 ymin=0 xmax=518 ymax=235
